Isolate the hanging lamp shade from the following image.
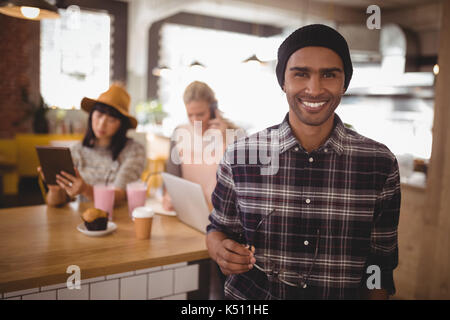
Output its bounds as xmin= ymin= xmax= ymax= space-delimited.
xmin=0 ymin=0 xmax=59 ymax=20
xmin=152 ymin=65 xmax=170 ymax=77
xmin=242 ymin=54 xmax=263 ymax=64
xmin=189 ymin=60 xmax=205 ymax=68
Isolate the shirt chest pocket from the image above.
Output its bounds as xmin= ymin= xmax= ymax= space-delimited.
xmin=326 ymin=208 xmax=373 ymax=259
xmin=236 ymin=185 xmax=309 ymax=249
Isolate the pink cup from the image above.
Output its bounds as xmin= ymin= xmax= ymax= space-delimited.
xmin=94 ymin=185 xmax=115 ymax=221
xmin=126 ymin=181 xmax=148 ymax=217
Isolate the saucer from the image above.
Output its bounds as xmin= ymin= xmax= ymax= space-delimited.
xmin=77 ymin=221 xmax=117 ymax=237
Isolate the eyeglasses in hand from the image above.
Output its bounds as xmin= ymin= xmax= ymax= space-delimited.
xmin=242 ymin=209 xmax=321 ymax=289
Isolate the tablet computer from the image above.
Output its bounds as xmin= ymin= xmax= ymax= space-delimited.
xmin=36 ymin=146 xmax=76 ymax=185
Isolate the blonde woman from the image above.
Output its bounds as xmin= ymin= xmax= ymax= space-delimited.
xmin=163 ymin=81 xmax=243 ymax=211
xmin=163 ymin=81 xmax=243 ymax=299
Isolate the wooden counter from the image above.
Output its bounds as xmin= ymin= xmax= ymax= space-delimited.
xmin=0 ymin=201 xmax=209 ymax=293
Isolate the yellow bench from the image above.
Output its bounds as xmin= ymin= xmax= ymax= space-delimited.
xmin=2 ymin=133 xmax=169 ymax=197
xmin=0 ymin=139 xmax=18 ymax=195
xmin=15 ymin=134 xmax=83 ymax=177
xmin=0 ymin=134 xmax=82 ymax=195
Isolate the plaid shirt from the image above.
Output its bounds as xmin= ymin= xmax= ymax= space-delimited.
xmin=207 ymin=113 xmax=401 ymax=300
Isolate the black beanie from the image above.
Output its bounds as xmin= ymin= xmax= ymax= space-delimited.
xmin=276 ymin=24 xmax=353 ymax=90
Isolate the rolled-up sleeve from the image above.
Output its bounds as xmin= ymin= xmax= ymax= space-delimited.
xmin=366 ymin=158 xmax=401 ymax=295
xmin=207 ymin=151 xmax=242 ymax=239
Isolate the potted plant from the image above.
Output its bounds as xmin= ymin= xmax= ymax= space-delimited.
xmin=32 ymin=95 xmax=50 ymax=134
xmin=135 ymin=100 xmax=168 ymax=126
xmin=14 ymin=87 xmax=50 ymax=133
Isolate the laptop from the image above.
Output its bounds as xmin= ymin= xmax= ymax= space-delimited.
xmin=161 ymin=172 xmax=211 ymax=233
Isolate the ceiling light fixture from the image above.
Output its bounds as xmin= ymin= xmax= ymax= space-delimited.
xmin=152 ymin=65 xmax=170 ymax=77
xmin=189 ymin=60 xmax=205 ymax=69
xmin=242 ymin=54 xmax=264 ymax=66
xmin=433 ymin=64 xmax=439 ymax=76
xmin=0 ymin=0 xmax=59 ymax=20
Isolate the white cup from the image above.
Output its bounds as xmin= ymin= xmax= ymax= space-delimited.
xmin=132 ymin=207 xmax=154 ymax=239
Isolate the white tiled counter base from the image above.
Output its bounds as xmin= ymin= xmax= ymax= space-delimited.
xmin=2 ymin=262 xmax=199 ymax=300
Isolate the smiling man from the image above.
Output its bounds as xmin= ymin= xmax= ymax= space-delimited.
xmin=206 ymin=24 xmax=401 ymax=300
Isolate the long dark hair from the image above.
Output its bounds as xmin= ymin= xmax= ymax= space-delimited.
xmin=82 ymin=102 xmax=131 ymax=161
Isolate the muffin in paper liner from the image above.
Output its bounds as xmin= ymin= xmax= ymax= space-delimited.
xmin=82 ymin=208 xmax=108 ymax=231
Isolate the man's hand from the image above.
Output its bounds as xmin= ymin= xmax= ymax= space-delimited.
xmin=207 ymin=231 xmax=256 ymax=275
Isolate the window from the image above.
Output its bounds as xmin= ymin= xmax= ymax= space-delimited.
xmin=338 ymin=95 xmax=433 ymax=159
xmin=40 ymin=6 xmax=110 ymax=109
xmin=158 ymin=23 xmax=286 ymax=137
xmin=158 ymin=23 xmax=433 ymax=165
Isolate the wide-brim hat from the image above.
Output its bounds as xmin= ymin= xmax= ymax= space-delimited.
xmin=80 ymin=84 xmax=138 ymax=129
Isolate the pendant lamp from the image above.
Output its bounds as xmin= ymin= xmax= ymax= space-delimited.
xmin=0 ymin=0 xmax=59 ymax=20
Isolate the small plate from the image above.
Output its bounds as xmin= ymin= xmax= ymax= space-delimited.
xmin=77 ymin=221 xmax=117 ymax=237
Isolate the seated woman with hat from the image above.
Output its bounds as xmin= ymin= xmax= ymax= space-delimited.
xmin=40 ymin=83 xmax=146 ymax=207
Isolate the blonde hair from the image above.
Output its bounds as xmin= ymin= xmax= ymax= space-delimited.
xmin=183 ymin=81 xmax=217 ymax=106
xmin=182 ymin=81 xmax=240 ymax=130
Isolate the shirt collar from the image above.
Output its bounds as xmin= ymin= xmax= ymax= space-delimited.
xmin=277 ymin=112 xmax=346 ymax=155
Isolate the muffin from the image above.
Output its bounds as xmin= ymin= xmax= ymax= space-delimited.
xmin=82 ymin=208 xmax=108 ymax=231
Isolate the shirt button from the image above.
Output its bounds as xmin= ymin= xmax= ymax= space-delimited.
xmin=305 ymin=198 xmax=311 ymax=204
xmin=294 ymin=147 xmax=299 ymax=151
xmin=324 ymin=148 xmax=328 ymax=153
xmin=303 ymin=283 xmax=308 ymax=289
xmin=309 ymin=157 xmax=314 ymax=163
xmin=304 ymin=240 xmax=309 ymax=246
